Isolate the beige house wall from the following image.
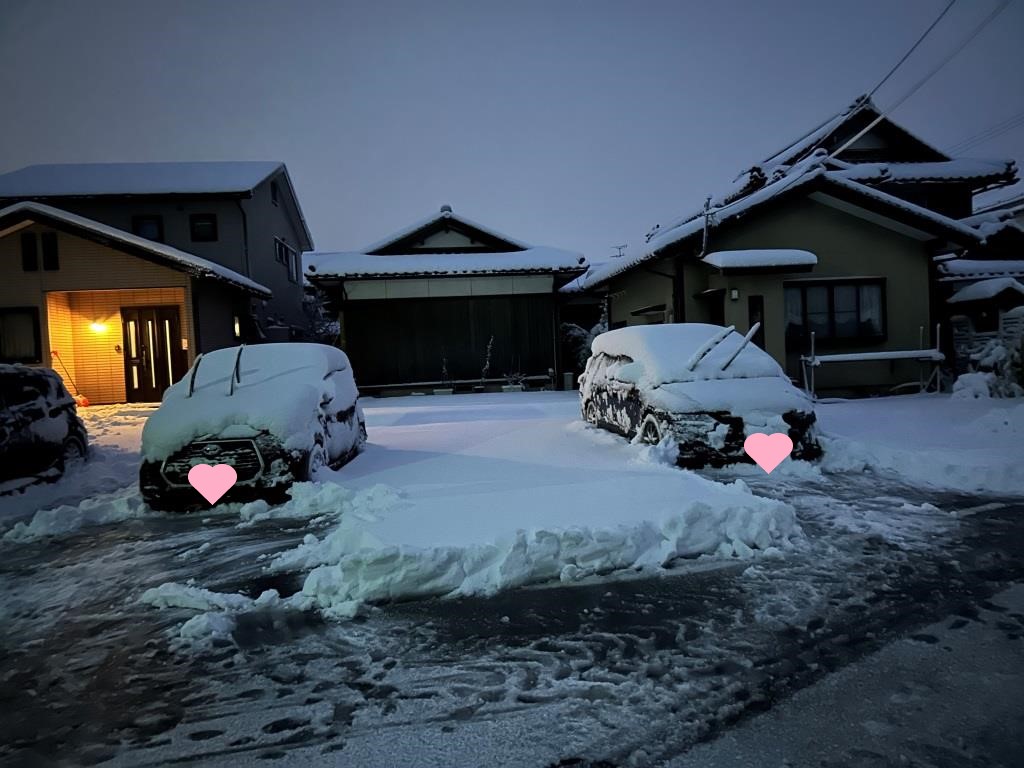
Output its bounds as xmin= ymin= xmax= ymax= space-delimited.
xmin=605 ymin=195 xmax=937 ymax=390
xmin=607 ymin=257 xmax=676 ymax=326
xmin=0 ymin=224 xmax=196 ymax=403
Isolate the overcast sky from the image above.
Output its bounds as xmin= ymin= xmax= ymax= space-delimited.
xmin=1 ymin=0 xmax=1021 ymax=261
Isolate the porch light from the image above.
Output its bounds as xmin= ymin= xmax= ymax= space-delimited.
xmin=89 ymin=322 xmax=108 ymax=333
xmin=233 ymin=315 xmax=241 ymax=338
xmin=729 ymin=289 xmax=739 ymax=301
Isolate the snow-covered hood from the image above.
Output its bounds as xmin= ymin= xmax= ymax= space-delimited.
xmin=647 ymin=377 xmax=813 ymax=417
xmin=142 ymin=343 xmax=358 ymax=462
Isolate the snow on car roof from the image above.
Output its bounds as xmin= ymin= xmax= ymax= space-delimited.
xmin=591 ymin=324 xmax=785 ymax=387
xmin=703 ymin=249 xmax=817 ymax=269
xmin=141 ymin=343 xmax=355 ymax=461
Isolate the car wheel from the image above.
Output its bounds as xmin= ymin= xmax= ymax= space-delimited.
xmin=62 ymin=435 xmax=87 ymax=467
xmin=639 ymin=414 xmax=664 ymax=445
xmin=303 ymin=444 xmax=328 ymax=480
xmin=584 ymin=400 xmax=599 ymax=425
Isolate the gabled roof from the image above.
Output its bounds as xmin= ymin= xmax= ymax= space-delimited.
xmin=0 ymin=161 xmax=284 ymax=197
xmin=305 ymin=248 xmax=587 ymax=279
xmin=306 ymin=205 xmax=587 ymax=280
xmin=567 ymin=152 xmax=988 ymax=293
xmin=0 ymin=202 xmax=270 ymax=296
xmin=360 ymin=205 xmax=532 ymax=254
xmin=0 ymin=161 xmax=314 ymax=252
xmin=761 ymin=95 xmax=949 ymax=168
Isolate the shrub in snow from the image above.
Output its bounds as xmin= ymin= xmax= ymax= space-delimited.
xmin=953 ymin=338 xmax=1024 ymax=399
xmin=562 ymin=305 xmax=609 ymax=370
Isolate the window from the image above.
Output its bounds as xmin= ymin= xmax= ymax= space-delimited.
xmin=274 ymin=238 xmax=291 ymax=264
xmin=189 ymin=213 xmax=218 ymax=242
xmin=41 ymin=232 xmax=59 ymax=271
xmin=271 ymin=180 xmax=280 ymax=206
xmin=275 ymin=238 xmax=300 ymax=282
xmin=0 ymin=307 xmax=42 ymax=363
xmin=784 ymin=279 xmax=885 ymax=341
xmin=20 ymin=233 xmax=38 ymax=271
xmin=131 ymin=215 xmax=164 ymax=242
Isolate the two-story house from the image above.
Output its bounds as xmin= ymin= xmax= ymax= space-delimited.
xmin=0 ymin=162 xmax=314 ymax=403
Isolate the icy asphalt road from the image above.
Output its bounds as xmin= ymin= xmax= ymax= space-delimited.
xmin=1 ymin=394 xmax=1023 ymax=767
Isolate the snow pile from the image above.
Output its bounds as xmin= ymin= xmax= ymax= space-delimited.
xmin=952 ymin=372 xmax=994 ymax=399
xmin=266 ymin=476 xmax=802 ymax=619
xmin=817 ymin=395 xmax=1024 ymax=495
xmin=237 ymin=481 xmax=400 ymax=527
xmin=141 ymin=343 xmax=358 ymax=461
xmin=140 ymin=582 xmax=286 ymax=646
xmin=2 ymin=486 xmax=149 ymax=543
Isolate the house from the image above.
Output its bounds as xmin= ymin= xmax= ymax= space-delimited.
xmin=305 ymin=205 xmax=587 ymax=392
xmin=936 ymin=192 xmax=1024 ymax=367
xmin=0 ymin=202 xmax=270 ymax=404
xmin=567 ymin=95 xmax=1018 ymax=394
xmin=0 ymin=161 xmax=314 ymax=341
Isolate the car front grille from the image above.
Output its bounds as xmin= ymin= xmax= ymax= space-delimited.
xmin=161 ymin=439 xmax=264 ymax=487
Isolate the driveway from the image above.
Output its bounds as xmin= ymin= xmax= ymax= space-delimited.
xmin=1 ymin=394 xmax=1022 ymax=767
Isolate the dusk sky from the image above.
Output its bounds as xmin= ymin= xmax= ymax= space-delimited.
xmin=1 ymin=0 xmax=1021 ymax=262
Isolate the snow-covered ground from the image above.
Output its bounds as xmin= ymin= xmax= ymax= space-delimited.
xmin=2 ymin=390 xmax=1023 ymax=766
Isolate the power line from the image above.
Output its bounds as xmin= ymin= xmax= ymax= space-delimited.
xmin=831 ymin=0 xmax=1013 ymax=158
xmin=886 ymin=0 xmax=1012 ymax=115
xmin=868 ymin=0 xmax=958 ymax=98
xmin=948 ymin=110 xmax=1024 ymax=154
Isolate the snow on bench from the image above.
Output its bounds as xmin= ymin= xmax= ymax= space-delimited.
xmin=800 ymin=325 xmax=944 ymax=397
xmin=805 ymin=349 xmax=944 ymax=366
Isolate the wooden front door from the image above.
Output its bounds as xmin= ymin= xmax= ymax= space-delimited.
xmin=121 ymin=306 xmax=185 ymax=402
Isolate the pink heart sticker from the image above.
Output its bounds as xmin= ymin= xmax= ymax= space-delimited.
xmin=187 ymin=463 xmax=238 ymax=505
xmin=743 ymin=433 xmax=794 ymax=474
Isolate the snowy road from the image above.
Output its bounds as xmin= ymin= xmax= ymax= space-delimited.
xmin=2 ymin=393 xmax=1023 ymax=767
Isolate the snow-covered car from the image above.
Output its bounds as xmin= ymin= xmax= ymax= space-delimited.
xmin=0 ymin=365 xmax=88 ymax=493
xmin=579 ymin=324 xmax=820 ymax=468
xmin=139 ymin=343 xmax=366 ymax=511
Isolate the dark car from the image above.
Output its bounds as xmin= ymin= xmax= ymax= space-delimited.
xmin=140 ymin=343 xmax=366 ymax=511
xmin=579 ymin=324 xmax=821 ymax=468
xmin=0 ymin=365 xmax=88 ymax=493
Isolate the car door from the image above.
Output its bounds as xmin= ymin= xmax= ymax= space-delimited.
xmin=0 ymin=379 xmax=52 ymax=481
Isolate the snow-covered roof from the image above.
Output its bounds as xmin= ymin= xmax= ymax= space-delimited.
xmin=361 ymin=206 xmax=532 ymax=253
xmin=568 ymin=152 xmax=989 ymax=293
xmin=305 ymin=247 xmax=586 ymax=279
xmin=0 ymin=202 xmax=270 ymax=296
xmin=703 ymin=249 xmax=817 ymax=270
xmin=760 ymin=95 xmax=949 ymax=168
xmin=973 ymin=190 xmax=1024 ymax=216
xmin=937 ymin=258 xmax=1024 ymax=281
xmin=947 ymin=277 xmax=1024 ymax=304
xmin=0 ymin=161 xmax=284 ymax=197
xmin=833 ymin=159 xmax=1015 ymax=185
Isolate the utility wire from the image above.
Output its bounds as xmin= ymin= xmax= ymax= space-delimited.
xmin=948 ymin=110 xmax=1024 ymax=154
xmin=868 ymin=0 xmax=958 ymax=98
xmin=831 ymin=0 xmax=1013 ymax=158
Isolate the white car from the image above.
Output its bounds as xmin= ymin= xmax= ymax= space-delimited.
xmin=579 ymin=324 xmax=820 ymax=467
xmin=140 ymin=343 xmax=365 ymax=510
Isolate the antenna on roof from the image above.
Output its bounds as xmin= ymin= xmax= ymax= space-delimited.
xmin=612 ymin=244 xmax=627 ymax=258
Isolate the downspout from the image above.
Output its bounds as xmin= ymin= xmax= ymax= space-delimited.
xmin=235 ymin=198 xmax=251 ymax=277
